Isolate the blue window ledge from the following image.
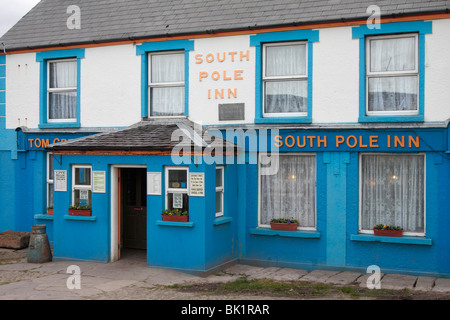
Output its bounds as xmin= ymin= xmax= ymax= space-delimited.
xmin=156 ymin=220 xmax=194 ymax=228
xmin=64 ymin=215 xmax=97 ymax=221
xmin=34 ymin=214 xmax=54 ymax=221
xmin=214 ymin=216 xmax=232 ymax=226
xmin=350 ymin=234 xmax=432 ymax=246
xmin=249 ymin=227 xmax=320 ymax=239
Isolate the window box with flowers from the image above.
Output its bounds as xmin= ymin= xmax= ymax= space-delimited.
xmin=270 ymin=218 xmax=299 ymax=231
xmin=47 ymin=207 xmax=53 ymax=215
xmin=68 ymin=205 xmax=92 ymax=217
xmin=373 ymin=224 xmax=403 ymax=237
xmin=161 ymin=209 xmax=189 ymax=222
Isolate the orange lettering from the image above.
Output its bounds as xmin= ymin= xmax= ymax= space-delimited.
xmin=228 ymin=88 xmax=237 ymax=98
xmin=223 ymin=70 xmax=231 ymax=80
xmin=195 ymin=54 xmax=203 ymax=64
xmin=240 ymin=50 xmax=249 ymax=61
xmin=409 ymin=136 xmax=420 ymax=148
xmin=274 ymin=135 xmax=283 ymax=148
xmin=229 ymin=51 xmax=237 ymax=62
xmin=199 ymin=71 xmax=208 ymax=81
xmin=297 ymin=136 xmax=306 ymax=148
xmin=206 ymin=53 xmax=214 ymax=63
xmin=212 ymin=71 xmax=220 ymax=81
xmin=394 ymin=136 xmax=405 ymax=148
xmin=359 ymin=136 xmax=368 ymax=148
xmin=285 ymin=135 xmax=295 ymax=148
xmin=336 ymin=136 xmax=345 ymax=147
xmin=317 ymin=136 xmax=327 ymax=148
xmin=369 ymin=136 xmax=379 ymax=148
xmin=347 ymin=136 xmax=357 ymax=148
xmin=234 ymin=70 xmax=244 ymax=80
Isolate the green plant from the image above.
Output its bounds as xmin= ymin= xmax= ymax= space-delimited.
xmin=161 ymin=209 xmax=188 ymax=216
xmin=373 ymin=224 xmax=403 ymax=231
xmin=270 ymin=218 xmax=298 ymax=224
xmin=69 ymin=205 xmax=91 ymax=210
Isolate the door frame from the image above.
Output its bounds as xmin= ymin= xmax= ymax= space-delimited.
xmin=110 ymin=165 xmax=147 ymax=262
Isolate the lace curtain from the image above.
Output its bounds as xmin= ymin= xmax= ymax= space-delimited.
xmin=360 ymin=154 xmax=425 ymax=233
xmin=260 ymin=155 xmax=316 ymax=228
xmin=150 ymin=53 xmax=184 ymax=116
xmin=264 ymin=44 xmax=307 ymax=114
xmin=48 ymin=60 xmax=77 ymax=120
xmin=368 ymin=36 xmax=418 ymax=112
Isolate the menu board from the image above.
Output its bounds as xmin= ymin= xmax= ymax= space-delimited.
xmin=189 ymin=173 xmax=205 ymax=197
xmin=147 ymin=172 xmax=161 ymax=195
xmin=93 ymin=171 xmax=106 ymax=193
xmin=54 ymin=170 xmax=67 ymax=192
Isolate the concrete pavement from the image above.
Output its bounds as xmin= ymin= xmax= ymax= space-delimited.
xmin=1 ymin=248 xmax=450 ymax=300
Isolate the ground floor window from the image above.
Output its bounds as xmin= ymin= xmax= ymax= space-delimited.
xmin=215 ymin=166 xmax=224 ymax=217
xmin=259 ymin=153 xmax=316 ymax=230
xmin=165 ymin=167 xmax=189 ymax=212
xmin=360 ymin=153 xmax=425 ymax=235
xmin=47 ymin=153 xmax=53 ymax=209
xmin=72 ymin=165 xmax=92 ymax=207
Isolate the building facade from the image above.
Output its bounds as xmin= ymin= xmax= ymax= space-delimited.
xmin=0 ymin=0 xmax=449 ymax=277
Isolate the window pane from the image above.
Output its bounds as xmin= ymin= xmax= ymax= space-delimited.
xmin=260 ymin=155 xmax=316 ymax=227
xmin=167 ymin=193 xmax=189 ymax=212
xmin=150 ymin=86 xmax=184 ymax=116
xmin=75 ymin=167 xmax=91 ymax=186
xmin=265 ymin=44 xmax=306 ymax=77
xmin=215 ymin=168 xmax=223 ymax=188
xmin=368 ymin=76 xmax=418 ymax=112
xmin=168 ymin=169 xmax=187 ymax=189
xmin=361 ymin=155 xmax=424 ymax=233
xmin=49 ymin=60 xmax=77 ymax=88
xmin=74 ymin=189 xmax=92 ymax=207
xmin=215 ymin=191 xmax=223 ymax=214
xmin=264 ymin=80 xmax=307 ymax=113
xmin=151 ymin=53 xmax=184 ymax=83
xmin=49 ymin=92 xmax=77 ymax=120
xmin=370 ymin=36 xmax=416 ymax=73
xmin=47 ymin=183 xmax=53 ymax=208
xmin=48 ymin=154 xmax=53 ymax=180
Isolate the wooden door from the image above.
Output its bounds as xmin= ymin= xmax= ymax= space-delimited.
xmin=121 ymin=168 xmax=147 ymax=250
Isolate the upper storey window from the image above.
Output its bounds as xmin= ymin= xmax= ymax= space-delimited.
xmin=149 ymin=51 xmax=185 ymax=117
xmin=366 ymin=34 xmax=418 ymax=115
xmin=47 ymin=59 xmax=78 ymax=122
xmin=352 ymin=21 xmax=432 ymax=123
xmin=263 ymin=42 xmax=307 ymax=117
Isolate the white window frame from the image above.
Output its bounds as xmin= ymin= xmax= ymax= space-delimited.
xmin=358 ymin=153 xmax=426 ymax=237
xmin=72 ymin=165 xmax=92 ymax=207
xmin=215 ymin=166 xmax=224 ymax=217
xmin=47 ymin=58 xmax=78 ymax=123
xmin=46 ymin=152 xmax=54 ymax=208
xmin=258 ymin=153 xmax=317 ymax=231
xmin=262 ymin=41 xmax=308 ymax=118
xmin=365 ymin=33 xmax=419 ymax=116
xmin=148 ymin=51 xmax=185 ymax=118
xmin=164 ymin=166 xmax=189 ymax=210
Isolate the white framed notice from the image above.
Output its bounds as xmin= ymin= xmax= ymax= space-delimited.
xmin=147 ymin=172 xmax=161 ymax=195
xmin=93 ymin=171 xmax=106 ymax=193
xmin=189 ymin=172 xmax=205 ymax=197
xmin=54 ymin=170 xmax=67 ymax=192
xmin=173 ymin=192 xmax=183 ymax=208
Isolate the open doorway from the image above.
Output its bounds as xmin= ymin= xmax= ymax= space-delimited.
xmin=113 ymin=167 xmax=147 ymax=261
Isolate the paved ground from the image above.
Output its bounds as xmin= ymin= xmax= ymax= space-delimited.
xmin=1 ymin=248 xmax=450 ymax=301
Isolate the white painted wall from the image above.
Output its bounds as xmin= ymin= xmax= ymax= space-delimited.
xmin=4 ymin=18 xmax=450 ymax=130
xmin=424 ymin=18 xmax=450 ymax=123
xmin=5 ymin=52 xmax=40 ymax=129
xmin=313 ymin=26 xmax=360 ymax=124
xmin=189 ymin=35 xmax=255 ymax=125
xmin=80 ymin=44 xmax=141 ymax=127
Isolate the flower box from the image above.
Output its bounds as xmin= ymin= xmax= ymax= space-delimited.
xmin=373 ymin=229 xmax=403 ymax=237
xmin=162 ymin=215 xmax=189 ymax=222
xmin=47 ymin=208 xmax=53 ymax=215
xmin=270 ymin=222 xmax=299 ymax=231
xmin=68 ymin=209 xmax=92 ymax=216
xmin=373 ymin=224 xmax=403 ymax=237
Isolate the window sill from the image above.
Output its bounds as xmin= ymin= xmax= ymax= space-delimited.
xmin=350 ymin=234 xmax=432 ymax=246
xmin=63 ymin=215 xmax=97 ymax=221
xmin=39 ymin=122 xmax=81 ymax=129
xmin=214 ymin=216 xmax=232 ymax=226
xmin=255 ymin=117 xmax=312 ymax=124
xmin=34 ymin=214 xmax=53 ymax=220
xmin=358 ymin=115 xmax=424 ymax=123
xmin=156 ymin=220 xmax=194 ymax=228
xmin=249 ymin=227 xmax=320 ymax=239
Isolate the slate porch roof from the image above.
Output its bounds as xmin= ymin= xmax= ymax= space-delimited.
xmin=1 ymin=0 xmax=449 ymax=51
xmin=48 ymin=119 xmax=237 ymax=153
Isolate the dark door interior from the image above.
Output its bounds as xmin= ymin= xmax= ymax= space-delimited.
xmin=121 ymin=168 xmax=147 ymax=250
